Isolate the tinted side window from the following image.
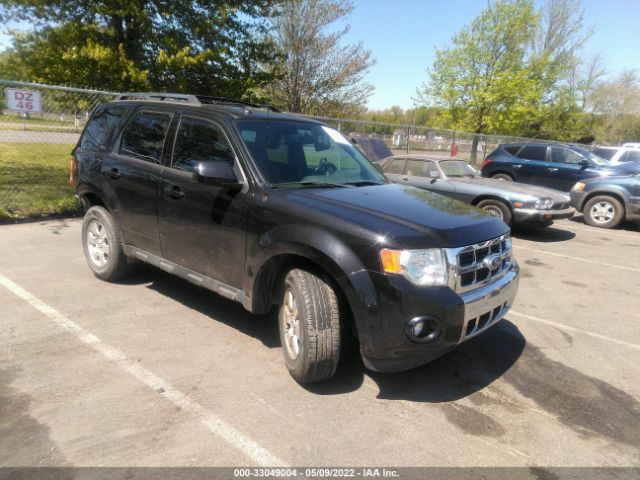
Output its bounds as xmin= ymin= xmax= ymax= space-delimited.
xmin=517 ymin=146 xmax=547 ymax=161
xmin=119 ymin=111 xmax=172 ymax=163
xmin=550 ymin=147 xmax=583 ymax=164
xmin=172 ymin=117 xmax=234 ymax=173
xmin=80 ymin=106 xmax=127 ymax=151
xmin=503 ymin=145 xmax=521 ymax=155
xmin=626 ymin=151 xmax=640 ymax=162
xmin=406 ymin=160 xmax=438 ymax=178
xmin=384 ymin=159 xmax=405 ymax=174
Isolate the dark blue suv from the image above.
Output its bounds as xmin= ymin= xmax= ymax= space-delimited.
xmin=481 ymin=143 xmax=640 ymax=192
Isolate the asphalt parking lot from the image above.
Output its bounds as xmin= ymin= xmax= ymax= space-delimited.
xmin=1 ymin=216 xmax=639 ymax=469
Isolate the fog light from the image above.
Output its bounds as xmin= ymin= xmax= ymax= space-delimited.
xmin=412 ymin=320 xmax=425 ymax=337
xmin=405 ymin=316 xmax=441 ymax=343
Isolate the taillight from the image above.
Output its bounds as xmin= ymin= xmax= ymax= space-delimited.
xmin=69 ymin=155 xmax=77 ymax=187
xmin=480 ymin=158 xmax=493 ymax=170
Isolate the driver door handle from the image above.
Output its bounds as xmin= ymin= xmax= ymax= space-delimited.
xmin=164 ymin=185 xmax=185 ymax=199
xmin=109 ymin=168 xmax=121 ymax=179
xmin=547 ymin=167 xmax=559 ymax=173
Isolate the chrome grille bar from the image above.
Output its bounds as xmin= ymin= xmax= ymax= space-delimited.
xmin=445 ymin=234 xmax=512 ymax=293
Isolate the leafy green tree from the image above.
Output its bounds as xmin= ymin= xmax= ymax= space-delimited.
xmin=0 ymin=0 xmax=278 ymax=99
xmin=265 ymin=0 xmax=374 ymax=116
xmin=417 ymin=0 xmax=540 ymax=160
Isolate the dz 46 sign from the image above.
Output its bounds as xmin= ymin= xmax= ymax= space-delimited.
xmin=5 ymin=88 xmax=41 ymax=113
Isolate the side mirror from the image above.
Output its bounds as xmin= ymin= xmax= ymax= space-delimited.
xmin=430 ymin=171 xmax=440 ymax=182
xmin=192 ymin=161 xmax=239 ymax=185
xmin=580 ymin=159 xmax=591 ymax=168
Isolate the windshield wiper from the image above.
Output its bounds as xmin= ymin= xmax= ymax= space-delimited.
xmin=271 ymin=181 xmax=353 ymax=189
xmin=342 ymin=180 xmax=385 ymax=186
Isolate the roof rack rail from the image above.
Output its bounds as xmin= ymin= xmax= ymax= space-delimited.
xmin=115 ymin=92 xmax=200 ymax=104
xmin=194 ymin=95 xmax=280 ymax=112
xmin=115 ymin=92 xmax=281 ymax=112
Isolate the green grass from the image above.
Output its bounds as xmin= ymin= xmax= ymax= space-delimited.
xmin=0 ymin=142 xmax=79 ymax=221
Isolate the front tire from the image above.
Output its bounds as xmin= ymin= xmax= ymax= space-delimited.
xmin=476 ymin=199 xmax=513 ymax=226
xmin=583 ymin=195 xmax=624 ymax=229
xmin=82 ymin=206 xmax=131 ymax=281
xmin=278 ymin=269 xmax=341 ymax=383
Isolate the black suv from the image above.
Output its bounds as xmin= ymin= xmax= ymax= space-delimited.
xmin=481 ymin=143 xmax=640 ymax=192
xmin=71 ymin=93 xmax=519 ymax=383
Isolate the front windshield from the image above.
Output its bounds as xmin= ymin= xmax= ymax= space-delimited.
xmin=574 ymin=147 xmax=610 ymax=166
xmin=236 ymin=120 xmax=385 ymax=186
xmin=439 ymin=160 xmax=479 ymax=178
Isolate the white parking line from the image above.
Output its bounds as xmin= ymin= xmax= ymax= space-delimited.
xmin=0 ymin=272 xmax=287 ymax=467
xmin=512 ymin=245 xmax=640 ymax=273
xmin=510 ymin=310 xmax=640 ymax=352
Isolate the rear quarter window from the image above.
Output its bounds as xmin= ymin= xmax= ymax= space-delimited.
xmin=383 ymin=159 xmax=406 ymax=174
xmin=516 ymin=146 xmax=547 ymax=161
xmin=79 ymin=106 xmax=128 ymax=151
xmin=502 ymin=145 xmax=521 ymax=155
xmin=119 ymin=111 xmax=172 ymax=163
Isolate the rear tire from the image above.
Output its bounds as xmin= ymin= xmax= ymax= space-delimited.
xmin=278 ymin=269 xmax=341 ymax=383
xmin=583 ymin=195 xmax=624 ymax=229
xmin=82 ymin=206 xmax=131 ymax=281
xmin=476 ymin=199 xmax=513 ymax=226
xmin=492 ymin=173 xmax=514 ymax=182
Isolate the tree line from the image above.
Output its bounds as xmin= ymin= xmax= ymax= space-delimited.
xmin=0 ymin=0 xmax=638 ymax=146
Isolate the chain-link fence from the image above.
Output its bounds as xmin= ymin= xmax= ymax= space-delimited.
xmin=0 ymin=80 xmax=117 ymax=220
xmin=308 ymin=115 xmax=589 ymax=165
xmin=0 ymin=79 xmax=588 ymax=221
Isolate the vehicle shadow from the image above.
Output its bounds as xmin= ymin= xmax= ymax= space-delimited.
xmin=512 ymin=225 xmax=575 ymax=242
xmin=117 ymin=264 xmax=525 ymax=402
xmin=117 ymin=264 xmax=281 ymax=349
xmin=306 ymin=320 xmax=525 ymax=402
xmin=568 ymin=214 xmax=640 ymax=232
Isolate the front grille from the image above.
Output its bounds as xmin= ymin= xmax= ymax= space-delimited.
xmin=452 ymin=234 xmax=511 ymax=292
xmin=465 ymin=301 xmax=509 ymax=337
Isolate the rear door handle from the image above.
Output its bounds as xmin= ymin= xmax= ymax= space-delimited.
xmin=547 ymin=168 xmax=559 ymax=173
xmin=513 ymin=165 xmax=522 ymax=169
xmin=164 ymin=185 xmax=185 ymax=199
xmin=109 ymin=168 xmax=121 ymax=179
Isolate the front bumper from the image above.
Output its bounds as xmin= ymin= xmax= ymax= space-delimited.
xmin=570 ymin=190 xmax=587 ymax=211
xmin=354 ymin=260 xmax=519 ymax=372
xmin=513 ymin=206 xmax=575 ymax=225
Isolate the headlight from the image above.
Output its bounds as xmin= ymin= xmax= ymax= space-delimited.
xmin=572 ymin=182 xmax=585 ymax=191
xmin=380 ymin=248 xmax=448 ymax=286
xmin=534 ymin=198 xmax=553 ymax=210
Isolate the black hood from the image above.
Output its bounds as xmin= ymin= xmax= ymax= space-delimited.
xmin=276 ymin=184 xmax=509 ymax=249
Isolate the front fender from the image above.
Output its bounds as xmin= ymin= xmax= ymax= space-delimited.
xmin=245 ymin=225 xmax=380 ymax=347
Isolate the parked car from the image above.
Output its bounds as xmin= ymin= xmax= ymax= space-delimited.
xmin=380 ymin=155 xmax=573 ymax=228
xmin=71 ymin=93 xmax=519 ymax=383
xmin=570 ymin=175 xmax=640 ymax=229
xmin=592 ymin=146 xmax=640 ymax=165
xmin=481 ymin=143 xmax=640 ymax=191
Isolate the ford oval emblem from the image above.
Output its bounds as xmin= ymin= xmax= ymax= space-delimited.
xmin=484 ymin=254 xmax=502 ymax=270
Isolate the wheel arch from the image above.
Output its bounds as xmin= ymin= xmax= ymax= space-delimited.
xmin=471 ymin=194 xmax=514 ymax=212
xmin=246 ymin=226 xmax=377 ymax=339
xmin=580 ymin=189 xmax=629 ymax=213
xmin=489 ymin=171 xmax=515 ymax=181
